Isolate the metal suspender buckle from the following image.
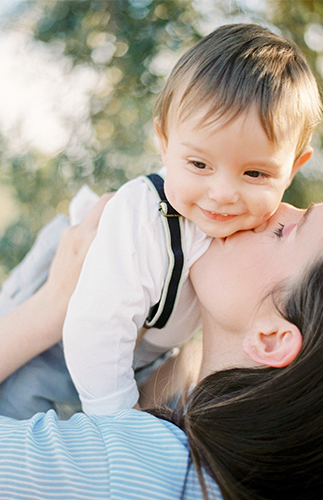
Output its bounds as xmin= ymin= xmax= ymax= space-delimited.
xmin=158 ymin=200 xmax=180 ymax=217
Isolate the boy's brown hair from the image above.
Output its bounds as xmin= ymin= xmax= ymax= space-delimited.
xmin=154 ymin=23 xmax=322 ymax=160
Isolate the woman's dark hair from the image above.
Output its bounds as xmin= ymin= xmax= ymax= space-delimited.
xmin=150 ymin=257 xmax=323 ymax=499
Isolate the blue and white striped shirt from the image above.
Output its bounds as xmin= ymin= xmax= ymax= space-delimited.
xmin=0 ymin=408 xmax=222 ymax=500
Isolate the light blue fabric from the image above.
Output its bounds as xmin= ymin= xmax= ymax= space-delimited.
xmin=0 ymin=214 xmax=69 ymax=316
xmin=0 ymin=409 xmax=222 ymax=500
xmin=0 ymin=342 xmax=80 ymax=419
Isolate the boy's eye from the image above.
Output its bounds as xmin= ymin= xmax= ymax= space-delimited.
xmin=192 ymin=161 xmax=207 ymax=169
xmin=244 ymin=170 xmax=268 ymax=178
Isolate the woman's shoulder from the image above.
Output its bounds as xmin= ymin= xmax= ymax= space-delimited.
xmin=93 ymin=408 xmax=188 ymax=447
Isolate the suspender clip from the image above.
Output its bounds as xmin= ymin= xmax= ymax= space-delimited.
xmin=158 ymin=200 xmax=180 ymax=217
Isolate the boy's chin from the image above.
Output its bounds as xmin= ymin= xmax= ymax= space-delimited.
xmin=252 ymin=221 xmax=268 ymax=233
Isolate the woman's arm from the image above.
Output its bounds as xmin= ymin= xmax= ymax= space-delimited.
xmin=0 ymin=194 xmax=111 ymax=383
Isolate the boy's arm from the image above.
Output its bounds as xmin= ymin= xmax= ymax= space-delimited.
xmin=63 ymin=180 xmax=167 ymax=415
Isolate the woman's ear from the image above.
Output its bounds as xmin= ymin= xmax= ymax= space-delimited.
xmin=243 ymin=317 xmax=302 ymax=368
xmin=153 ymin=117 xmax=168 ymax=157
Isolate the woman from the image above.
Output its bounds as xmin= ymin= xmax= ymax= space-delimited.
xmin=167 ymin=200 xmax=323 ymax=499
xmin=0 ymin=201 xmax=323 ymax=499
xmin=178 ymin=256 xmax=323 ymax=500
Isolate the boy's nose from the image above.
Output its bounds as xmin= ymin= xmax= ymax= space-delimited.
xmin=207 ymin=178 xmax=240 ymax=205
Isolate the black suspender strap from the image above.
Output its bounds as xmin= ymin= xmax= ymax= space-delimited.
xmin=143 ymin=173 xmax=186 ymax=329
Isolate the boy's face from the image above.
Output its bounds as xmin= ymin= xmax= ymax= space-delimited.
xmin=155 ymin=108 xmax=312 ymax=239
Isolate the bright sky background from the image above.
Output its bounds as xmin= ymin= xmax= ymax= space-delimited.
xmin=0 ymin=0 xmax=25 ymax=17
xmin=0 ymin=30 xmax=102 ymax=156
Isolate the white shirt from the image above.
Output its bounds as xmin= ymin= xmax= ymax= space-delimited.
xmin=63 ymin=170 xmax=211 ymax=415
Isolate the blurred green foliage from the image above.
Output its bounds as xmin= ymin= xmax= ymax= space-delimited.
xmin=0 ymin=0 xmax=323 ymax=274
xmin=32 ymin=0 xmax=201 ymax=179
xmin=0 ymin=0 xmax=203 ymax=273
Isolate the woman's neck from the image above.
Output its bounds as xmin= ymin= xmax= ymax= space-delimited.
xmin=199 ymin=305 xmax=252 ymax=381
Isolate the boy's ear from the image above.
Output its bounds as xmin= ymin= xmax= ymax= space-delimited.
xmin=243 ymin=317 xmax=302 ymax=368
xmin=290 ymin=145 xmax=313 ymax=178
xmin=153 ymin=117 xmax=168 ymax=156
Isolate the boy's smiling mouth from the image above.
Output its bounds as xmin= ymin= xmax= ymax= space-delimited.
xmin=199 ymin=207 xmax=238 ymax=222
